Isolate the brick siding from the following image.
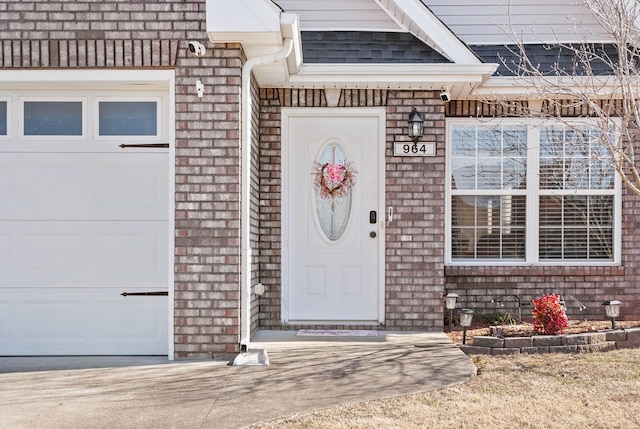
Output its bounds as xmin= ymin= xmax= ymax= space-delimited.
xmin=5 ymin=1 xmax=639 ymax=359
xmin=257 ymin=88 xmax=446 ymax=331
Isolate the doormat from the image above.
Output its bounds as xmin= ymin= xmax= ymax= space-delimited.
xmin=296 ymin=329 xmax=378 ymax=337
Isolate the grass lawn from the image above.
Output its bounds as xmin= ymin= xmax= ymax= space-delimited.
xmin=250 ymin=348 xmax=640 ymax=429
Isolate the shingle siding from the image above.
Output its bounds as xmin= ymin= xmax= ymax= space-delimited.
xmin=302 ymin=31 xmax=451 ymax=64
xmin=472 ymin=43 xmax=618 ymax=76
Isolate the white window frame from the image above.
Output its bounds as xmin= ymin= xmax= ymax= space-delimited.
xmin=20 ymin=97 xmax=87 ymax=140
xmin=0 ymin=97 xmax=9 ymax=140
xmin=94 ymin=96 xmax=164 ymax=141
xmin=446 ymin=117 xmax=622 ymax=266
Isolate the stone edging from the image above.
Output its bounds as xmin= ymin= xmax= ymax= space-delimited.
xmin=460 ymin=328 xmax=640 ymax=355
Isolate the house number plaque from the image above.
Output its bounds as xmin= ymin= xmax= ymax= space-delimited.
xmin=393 ymin=142 xmax=435 ymax=157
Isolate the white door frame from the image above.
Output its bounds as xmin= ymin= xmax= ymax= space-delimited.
xmin=0 ymin=69 xmax=176 ymax=358
xmin=281 ymin=107 xmax=386 ymax=325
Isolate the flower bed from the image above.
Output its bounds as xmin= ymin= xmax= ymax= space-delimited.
xmin=448 ymin=320 xmax=640 ymax=355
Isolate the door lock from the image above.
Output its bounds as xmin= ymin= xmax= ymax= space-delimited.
xmin=369 ymin=231 xmax=377 ymax=238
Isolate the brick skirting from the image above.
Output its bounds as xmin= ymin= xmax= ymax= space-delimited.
xmin=461 ymin=328 xmax=640 ymax=355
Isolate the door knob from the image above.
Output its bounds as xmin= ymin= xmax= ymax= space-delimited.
xmin=369 ymin=231 xmax=377 ymax=238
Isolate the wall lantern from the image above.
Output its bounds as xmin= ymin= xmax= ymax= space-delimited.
xmin=601 ymin=300 xmax=622 ymax=329
xmin=444 ymin=293 xmax=459 ymax=333
xmin=407 ymin=107 xmax=423 ymax=143
xmin=459 ymin=309 xmax=474 ymax=345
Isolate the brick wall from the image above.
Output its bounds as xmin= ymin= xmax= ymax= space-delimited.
xmin=257 ymin=88 xmax=446 ymax=331
xmin=174 ymin=44 xmax=243 ymax=359
xmin=385 ymin=91 xmax=446 ymax=330
xmin=1 ymin=0 xmax=245 ymax=359
xmin=445 ymin=100 xmax=640 ymax=322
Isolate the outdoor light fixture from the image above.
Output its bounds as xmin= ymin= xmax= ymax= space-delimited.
xmin=407 ymin=107 xmax=423 ymax=143
xmin=445 ymin=293 xmax=459 ymax=333
xmin=602 ymin=300 xmax=622 ymax=329
xmin=459 ymin=309 xmax=474 ymax=345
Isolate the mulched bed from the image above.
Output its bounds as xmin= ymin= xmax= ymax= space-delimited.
xmin=446 ymin=319 xmax=640 ymax=346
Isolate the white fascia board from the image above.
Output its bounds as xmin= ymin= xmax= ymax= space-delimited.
xmin=377 ymin=0 xmax=481 ymax=64
xmin=471 ymin=76 xmax=629 ymax=99
xmin=291 ymin=63 xmax=496 ymax=80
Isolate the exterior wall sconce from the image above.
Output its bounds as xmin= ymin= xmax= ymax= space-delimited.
xmin=407 ymin=107 xmax=423 ymax=143
xmin=196 ymin=80 xmax=205 ymax=98
xmin=602 ymin=300 xmax=622 ymax=329
xmin=459 ymin=309 xmax=474 ymax=345
xmin=444 ymin=293 xmax=459 ymax=333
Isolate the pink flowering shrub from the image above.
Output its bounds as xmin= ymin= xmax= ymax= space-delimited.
xmin=532 ymin=294 xmax=569 ymax=335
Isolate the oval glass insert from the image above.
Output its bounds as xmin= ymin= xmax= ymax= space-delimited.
xmin=313 ymin=142 xmax=354 ymax=242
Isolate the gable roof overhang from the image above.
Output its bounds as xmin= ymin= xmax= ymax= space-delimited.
xmin=206 ymin=0 xmax=498 ymax=95
xmin=276 ymin=63 xmax=497 ymax=99
xmin=470 ymin=76 xmax=631 ymax=100
xmin=374 ymin=0 xmax=480 ymax=64
xmin=206 ymin=0 xmax=303 ymax=86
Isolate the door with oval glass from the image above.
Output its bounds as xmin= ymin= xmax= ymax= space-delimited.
xmin=283 ymin=109 xmax=384 ymax=323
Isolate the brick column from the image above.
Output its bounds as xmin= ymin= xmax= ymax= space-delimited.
xmin=385 ymin=91 xmax=446 ymax=330
xmin=174 ymin=44 xmax=244 ymax=359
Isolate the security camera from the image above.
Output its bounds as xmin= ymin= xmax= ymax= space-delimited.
xmin=440 ymin=88 xmax=451 ymax=102
xmin=188 ymin=41 xmax=206 ymax=57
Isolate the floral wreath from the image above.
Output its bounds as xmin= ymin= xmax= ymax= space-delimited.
xmin=312 ymin=147 xmax=358 ymax=199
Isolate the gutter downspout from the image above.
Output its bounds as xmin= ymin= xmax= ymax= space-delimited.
xmin=240 ymin=37 xmax=294 ymax=350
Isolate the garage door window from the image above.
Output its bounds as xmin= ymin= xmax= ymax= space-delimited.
xmin=0 ymin=101 xmax=7 ymax=136
xmin=24 ymin=101 xmax=83 ymax=136
xmin=99 ymin=101 xmax=157 ymax=136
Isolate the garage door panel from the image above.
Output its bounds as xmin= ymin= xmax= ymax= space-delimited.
xmin=94 ymin=299 xmax=165 ymax=341
xmin=95 ymin=230 xmax=165 ymax=276
xmin=0 ymin=153 xmax=168 ymax=220
xmin=22 ymin=232 xmax=88 ymax=275
xmin=22 ymin=300 xmax=87 ymax=341
xmin=0 ymin=300 xmax=11 ymax=342
xmin=0 ymin=233 xmax=11 ymax=272
xmin=0 ymin=221 xmax=167 ymax=285
xmin=0 ymin=288 xmax=168 ymax=355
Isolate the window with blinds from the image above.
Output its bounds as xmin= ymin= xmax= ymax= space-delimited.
xmin=448 ymin=120 xmax=619 ymax=265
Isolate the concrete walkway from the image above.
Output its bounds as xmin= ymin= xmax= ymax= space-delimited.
xmin=0 ymin=331 xmax=476 ymax=429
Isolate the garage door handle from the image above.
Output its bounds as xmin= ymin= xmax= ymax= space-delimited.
xmin=121 ymin=291 xmax=168 ymax=297
xmin=119 ymin=143 xmax=169 ymax=149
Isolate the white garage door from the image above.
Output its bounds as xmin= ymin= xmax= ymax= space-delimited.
xmin=0 ymin=89 xmax=170 ymax=355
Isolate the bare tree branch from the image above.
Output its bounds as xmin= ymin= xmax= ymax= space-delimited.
xmin=490 ymin=0 xmax=640 ymax=195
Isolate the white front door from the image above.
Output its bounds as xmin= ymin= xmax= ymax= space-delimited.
xmin=283 ymin=109 xmax=385 ymax=323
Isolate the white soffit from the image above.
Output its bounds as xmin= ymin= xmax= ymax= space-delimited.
xmin=273 ymin=0 xmax=402 ymax=31
xmin=206 ymin=0 xmax=303 ymax=83
xmin=206 ymin=0 xmax=282 ymax=44
xmin=375 ymin=0 xmax=482 ymax=64
xmin=275 ymin=63 xmax=498 ymax=99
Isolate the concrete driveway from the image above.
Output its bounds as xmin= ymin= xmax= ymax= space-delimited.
xmin=0 ymin=331 xmax=476 ymax=429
